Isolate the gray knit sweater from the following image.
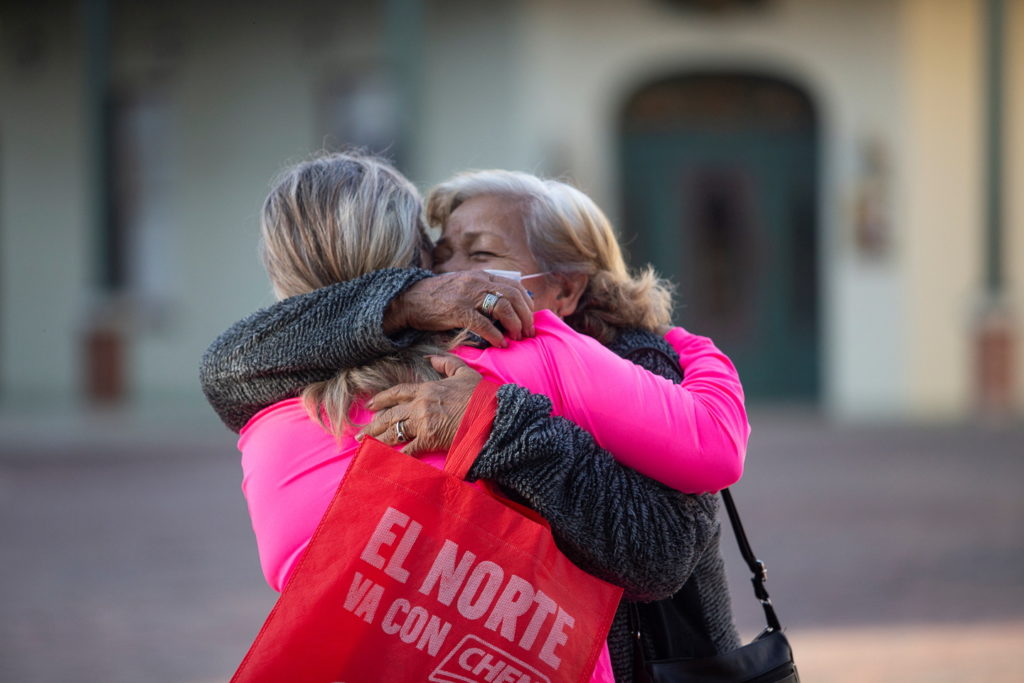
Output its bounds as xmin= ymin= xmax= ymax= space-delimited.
xmin=199 ymin=268 xmax=739 ymax=681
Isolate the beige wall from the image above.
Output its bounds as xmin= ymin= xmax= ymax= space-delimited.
xmin=2 ymin=0 xmax=1016 ymax=419
xmin=900 ymin=0 xmax=984 ymax=418
xmin=512 ymin=0 xmax=909 ymax=417
xmin=417 ymin=0 xmax=531 ymax=184
xmin=0 ymin=3 xmax=361 ymax=406
xmin=1009 ymin=0 xmax=1024 ymax=412
xmin=135 ymin=5 xmax=318 ymax=402
xmin=0 ymin=8 xmax=91 ymax=406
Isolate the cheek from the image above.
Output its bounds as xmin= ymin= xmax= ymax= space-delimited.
xmin=434 ymin=251 xmax=473 ymax=274
xmin=527 ymin=281 xmax=561 ymax=311
xmin=506 ymin=247 xmax=542 ymax=275
xmin=433 ymin=260 xmax=458 ymax=274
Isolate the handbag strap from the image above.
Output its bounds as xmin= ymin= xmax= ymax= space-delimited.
xmin=627 ymin=343 xmax=784 ymax=634
xmin=720 ymin=488 xmax=783 ymax=632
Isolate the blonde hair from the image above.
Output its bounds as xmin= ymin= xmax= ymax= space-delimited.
xmin=260 ymin=152 xmax=441 ymax=434
xmin=427 ymin=170 xmax=673 ymax=345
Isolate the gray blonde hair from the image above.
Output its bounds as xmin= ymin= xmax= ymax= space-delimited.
xmin=260 ymin=152 xmax=441 ymax=435
xmin=427 ymin=170 xmax=673 ymax=345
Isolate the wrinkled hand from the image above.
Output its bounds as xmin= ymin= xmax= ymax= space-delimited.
xmin=384 ymin=271 xmax=535 ymax=348
xmin=359 ymin=355 xmax=482 ymax=454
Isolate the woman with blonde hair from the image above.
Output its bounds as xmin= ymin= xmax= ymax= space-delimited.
xmin=201 ymin=154 xmax=747 ymax=681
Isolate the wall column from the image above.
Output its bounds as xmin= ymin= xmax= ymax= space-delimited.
xmin=386 ymin=0 xmax=424 ymax=179
xmin=975 ymin=0 xmax=1015 ymax=414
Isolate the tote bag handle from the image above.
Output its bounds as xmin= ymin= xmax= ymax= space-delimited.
xmin=442 ymin=380 xmax=551 ymax=527
xmin=444 ymin=379 xmax=500 ymax=480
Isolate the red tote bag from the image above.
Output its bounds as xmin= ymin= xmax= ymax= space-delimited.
xmin=232 ymin=381 xmax=623 ymax=683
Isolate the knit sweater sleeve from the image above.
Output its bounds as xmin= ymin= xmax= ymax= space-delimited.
xmin=468 ymin=333 xmax=719 ymax=602
xmin=199 ymin=267 xmax=433 ymax=432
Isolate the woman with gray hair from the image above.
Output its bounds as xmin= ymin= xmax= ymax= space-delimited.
xmin=202 ymin=159 xmax=747 ymax=681
xmin=428 ymin=169 xmax=672 ymax=345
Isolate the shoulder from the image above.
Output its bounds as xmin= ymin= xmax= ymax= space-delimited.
xmin=239 ymin=397 xmax=319 ymax=447
xmin=239 ymin=397 xmax=355 ymax=482
xmin=460 ymin=311 xmax=580 ymax=403
xmin=607 ymin=327 xmax=683 ymax=382
xmin=471 ymin=310 xmax=598 ymax=365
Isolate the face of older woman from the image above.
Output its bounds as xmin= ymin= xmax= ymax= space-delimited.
xmin=432 ymin=194 xmax=573 ymax=315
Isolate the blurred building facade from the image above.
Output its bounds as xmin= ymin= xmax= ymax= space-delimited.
xmin=1 ymin=0 xmax=1022 ymax=420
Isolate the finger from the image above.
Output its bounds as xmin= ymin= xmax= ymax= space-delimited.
xmin=488 ymin=295 xmax=524 ymax=340
xmin=451 ymin=363 xmax=484 ymax=382
xmin=463 ymin=312 xmax=507 ymax=348
xmin=427 ymin=354 xmax=472 ymax=378
xmin=379 ymin=417 xmax=417 ymax=446
xmin=401 ymin=436 xmax=428 ymax=455
xmin=359 ymin=409 xmax=400 ymax=441
xmin=485 ymin=271 xmax=532 ymax=300
xmin=368 ymin=382 xmax=424 ymax=411
xmin=502 ymin=286 xmax=535 ymax=337
xmin=482 ymin=278 xmax=534 ymax=338
xmin=428 ymin=355 xmax=482 ymax=385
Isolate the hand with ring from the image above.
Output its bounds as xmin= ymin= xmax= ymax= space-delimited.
xmin=358 ymin=355 xmax=483 ymax=454
xmin=382 ymin=271 xmax=535 ymax=348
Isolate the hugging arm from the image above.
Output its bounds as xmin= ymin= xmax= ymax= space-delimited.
xmin=200 ymin=268 xmax=433 ymax=432
xmin=471 ymin=386 xmax=717 ymax=602
xmin=200 ymin=268 xmax=534 ymax=432
xmin=493 ymin=315 xmax=747 ymax=492
xmin=370 ymin=315 xmax=748 ymax=492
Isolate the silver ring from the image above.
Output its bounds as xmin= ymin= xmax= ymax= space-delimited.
xmin=395 ymin=419 xmax=408 ymax=442
xmin=480 ymin=292 xmax=502 ymax=317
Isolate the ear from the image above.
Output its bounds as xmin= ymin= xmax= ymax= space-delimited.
xmin=552 ymin=273 xmax=589 ymax=317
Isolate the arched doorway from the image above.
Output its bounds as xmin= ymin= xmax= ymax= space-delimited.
xmin=619 ymin=72 xmax=820 ymax=402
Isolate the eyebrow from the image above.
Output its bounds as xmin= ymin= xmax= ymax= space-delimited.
xmin=436 ymin=231 xmax=496 ymax=246
xmin=462 ymin=230 xmax=505 ymax=243
xmin=436 ymin=225 xmax=509 ymax=252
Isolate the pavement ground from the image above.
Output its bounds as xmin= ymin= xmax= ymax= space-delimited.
xmin=1 ymin=407 xmax=1021 ymax=682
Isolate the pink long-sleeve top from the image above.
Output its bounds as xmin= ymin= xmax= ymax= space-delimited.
xmin=240 ymin=310 xmax=748 ymax=592
xmin=237 ymin=311 xmax=748 ymax=682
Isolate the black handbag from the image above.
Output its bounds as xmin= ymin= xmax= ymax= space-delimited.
xmin=632 ymin=489 xmax=799 ymax=683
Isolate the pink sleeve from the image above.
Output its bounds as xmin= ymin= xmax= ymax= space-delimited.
xmin=237 ymin=400 xmax=357 ymax=592
xmin=465 ymin=311 xmax=748 ymax=493
xmin=238 ymin=400 xmax=454 ymax=592
xmin=662 ymin=326 xmax=750 ymax=489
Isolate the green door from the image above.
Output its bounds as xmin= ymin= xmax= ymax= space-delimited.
xmin=620 ymin=74 xmax=819 ymax=402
